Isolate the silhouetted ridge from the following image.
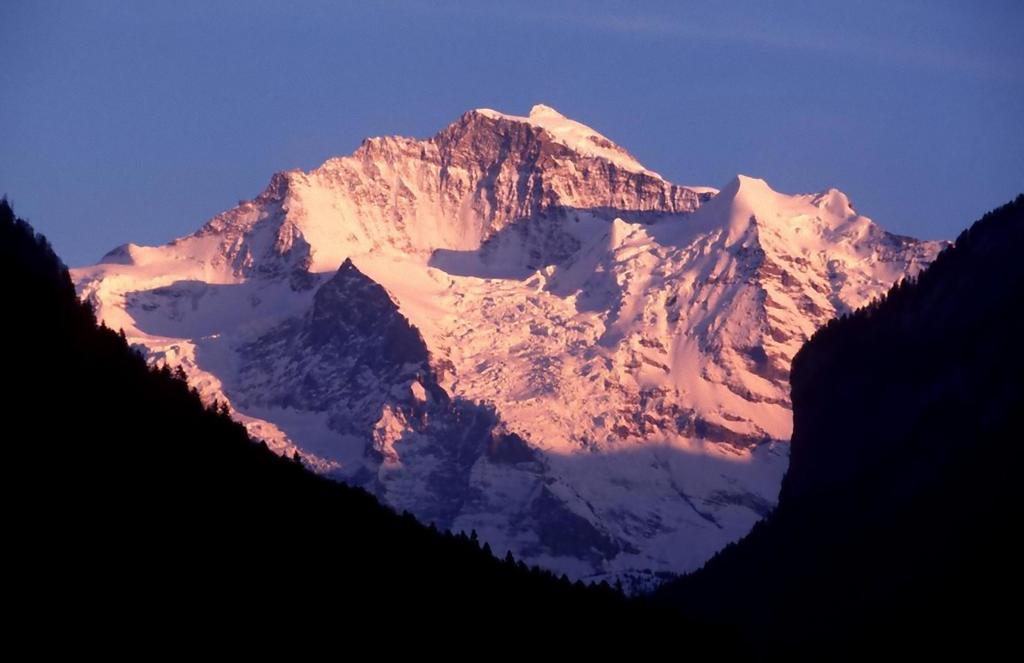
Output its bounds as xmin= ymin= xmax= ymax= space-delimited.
xmin=653 ymin=194 xmax=1023 ymax=654
xmin=1 ymin=198 xmax=732 ymax=644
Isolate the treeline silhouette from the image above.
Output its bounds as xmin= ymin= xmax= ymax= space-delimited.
xmin=3 ymin=198 xmax=740 ymax=645
xmin=654 ymin=195 xmax=1024 ymax=655
xmin=11 ymin=190 xmax=1019 ymax=652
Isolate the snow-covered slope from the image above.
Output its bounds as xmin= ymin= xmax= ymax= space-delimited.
xmin=73 ymin=105 xmax=944 ymax=588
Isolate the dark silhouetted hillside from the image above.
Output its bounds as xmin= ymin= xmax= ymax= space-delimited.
xmin=654 ymin=195 xmax=1024 ymax=654
xmin=2 ymin=198 xmax=726 ymax=644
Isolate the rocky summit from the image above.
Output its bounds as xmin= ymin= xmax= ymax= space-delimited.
xmin=73 ymin=105 xmax=944 ymax=588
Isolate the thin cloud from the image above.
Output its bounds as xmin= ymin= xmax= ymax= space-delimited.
xmin=418 ymin=2 xmax=1022 ymax=83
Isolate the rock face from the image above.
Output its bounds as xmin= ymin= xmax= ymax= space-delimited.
xmin=73 ymin=104 xmax=945 ymax=588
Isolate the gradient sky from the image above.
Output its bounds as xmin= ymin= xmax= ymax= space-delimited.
xmin=2 ymin=0 xmax=1022 ymax=266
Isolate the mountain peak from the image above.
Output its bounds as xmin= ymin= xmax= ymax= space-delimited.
xmin=529 ymin=103 xmax=566 ymax=120
xmin=322 ymin=257 xmax=377 ymax=295
xmin=721 ymin=174 xmax=777 ymax=200
xmin=72 ymin=104 xmax=947 ymax=585
xmin=673 ymin=174 xmax=878 ymax=251
xmin=812 ymin=187 xmax=855 ymax=217
xmin=469 ymin=104 xmax=657 ymax=176
xmin=309 ymin=257 xmax=426 ymax=366
xmin=719 ymin=176 xmax=856 ymax=219
xmin=692 ymin=174 xmax=781 ymax=235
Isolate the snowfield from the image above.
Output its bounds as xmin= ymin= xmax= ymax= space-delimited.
xmin=73 ymin=105 xmax=944 ymax=589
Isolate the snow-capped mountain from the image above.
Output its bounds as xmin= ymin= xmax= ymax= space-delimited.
xmin=73 ymin=104 xmax=944 ymax=587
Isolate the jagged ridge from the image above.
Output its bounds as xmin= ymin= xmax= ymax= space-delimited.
xmin=72 ymin=105 xmax=945 ymax=587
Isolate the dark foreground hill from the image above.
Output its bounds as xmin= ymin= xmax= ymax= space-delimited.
xmin=3 ymin=198 xmax=724 ymax=645
xmin=8 ymin=192 xmax=1021 ymax=653
xmin=654 ymin=195 xmax=1024 ymax=654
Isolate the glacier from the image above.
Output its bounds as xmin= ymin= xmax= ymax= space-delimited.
xmin=73 ymin=104 xmax=944 ymax=588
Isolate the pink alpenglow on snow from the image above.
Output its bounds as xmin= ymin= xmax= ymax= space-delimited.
xmin=73 ymin=106 xmax=944 ymax=590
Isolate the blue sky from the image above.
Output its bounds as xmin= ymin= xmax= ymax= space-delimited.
xmin=2 ymin=0 xmax=1022 ymax=266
